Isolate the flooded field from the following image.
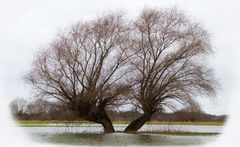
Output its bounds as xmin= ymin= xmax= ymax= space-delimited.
xmin=32 ymin=132 xmax=218 ymax=146
xmin=21 ymin=123 xmax=222 ymax=146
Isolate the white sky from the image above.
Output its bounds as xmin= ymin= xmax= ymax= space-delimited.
xmin=1 ymin=0 xmax=240 ymax=147
xmin=1 ymin=0 xmax=240 ymax=116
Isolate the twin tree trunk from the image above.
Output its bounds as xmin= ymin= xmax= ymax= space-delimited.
xmin=75 ymin=101 xmax=152 ymax=133
xmin=78 ymin=109 xmax=152 ymax=133
xmin=97 ymin=112 xmax=151 ymax=133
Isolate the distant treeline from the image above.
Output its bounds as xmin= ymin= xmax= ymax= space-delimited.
xmin=109 ymin=111 xmax=227 ymax=122
xmin=13 ymin=110 xmax=227 ymax=122
xmin=10 ymin=98 xmax=226 ymax=122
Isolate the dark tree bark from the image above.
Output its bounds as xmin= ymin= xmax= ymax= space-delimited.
xmin=124 ymin=113 xmax=152 ymax=133
xmin=97 ymin=110 xmax=115 ymax=133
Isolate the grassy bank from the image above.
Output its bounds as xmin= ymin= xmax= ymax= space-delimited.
xmin=139 ymin=131 xmax=220 ymax=136
xmin=16 ymin=120 xmax=224 ymax=127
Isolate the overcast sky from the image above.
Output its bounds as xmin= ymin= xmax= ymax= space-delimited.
xmin=1 ymin=0 xmax=240 ymax=115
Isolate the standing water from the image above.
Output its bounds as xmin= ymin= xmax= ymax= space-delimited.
xmin=21 ymin=123 xmax=222 ymax=146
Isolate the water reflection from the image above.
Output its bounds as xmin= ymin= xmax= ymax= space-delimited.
xmin=32 ymin=132 xmax=218 ymax=146
xmin=23 ymin=124 xmax=221 ymax=146
xmin=137 ymin=134 xmax=153 ymax=143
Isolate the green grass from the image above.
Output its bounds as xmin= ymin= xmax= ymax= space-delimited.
xmin=139 ymin=131 xmax=220 ymax=136
xmin=16 ymin=120 xmax=93 ymax=125
xmin=16 ymin=120 xmax=94 ymax=127
xmin=144 ymin=121 xmax=224 ymax=126
xmin=15 ymin=120 xmax=224 ymax=127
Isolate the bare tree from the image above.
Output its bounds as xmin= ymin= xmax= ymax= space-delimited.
xmin=124 ymin=8 xmax=217 ymax=132
xmin=9 ymin=98 xmax=27 ymax=115
xmin=25 ymin=13 xmax=131 ymax=133
xmin=24 ymin=8 xmax=218 ymax=133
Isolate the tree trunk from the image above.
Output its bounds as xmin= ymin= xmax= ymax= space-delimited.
xmin=124 ymin=114 xmax=152 ymax=133
xmin=99 ymin=117 xmax=115 ymax=133
xmin=97 ymin=110 xmax=115 ymax=133
xmin=75 ymin=102 xmax=115 ymax=133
